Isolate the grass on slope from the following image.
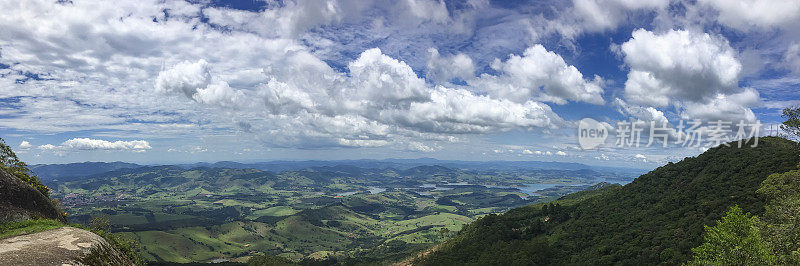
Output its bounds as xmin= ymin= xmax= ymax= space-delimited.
xmin=0 ymin=219 xmax=64 ymax=239
xmin=245 ymin=206 xmax=298 ymax=220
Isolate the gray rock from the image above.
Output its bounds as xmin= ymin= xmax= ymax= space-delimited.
xmin=0 ymin=227 xmax=133 ymax=266
xmin=0 ymin=168 xmax=66 ymax=223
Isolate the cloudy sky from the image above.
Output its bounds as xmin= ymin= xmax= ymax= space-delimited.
xmin=1 ymin=0 xmax=798 ymax=167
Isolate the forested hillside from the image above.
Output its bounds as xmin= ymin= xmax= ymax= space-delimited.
xmin=416 ymin=137 xmax=800 ymax=265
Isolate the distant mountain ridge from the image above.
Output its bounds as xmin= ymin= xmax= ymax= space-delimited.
xmin=32 ymin=159 xmax=645 ymax=182
xmin=52 ymin=164 xmax=617 ymax=195
xmin=177 ymin=159 xmax=606 ymax=172
xmin=30 ymin=162 xmax=141 ymax=181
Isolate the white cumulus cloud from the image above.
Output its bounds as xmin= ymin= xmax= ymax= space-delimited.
xmin=38 ymin=144 xmax=56 ymax=151
xmin=36 ymin=138 xmax=151 ymax=152
xmin=471 ymin=44 xmax=605 ymax=105
xmin=698 ymin=0 xmax=800 ymax=31
xmin=621 ymin=29 xmax=742 ymax=105
xmin=426 ymin=48 xmax=476 ymax=84
xmin=61 ymin=138 xmax=152 ymax=151
xmin=154 ymin=47 xmax=568 ymax=146
xmin=619 ymin=29 xmax=757 ymax=122
xmin=572 ymin=0 xmax=669 ymax=32
xmin=19 ymin=141 xmax=32 ymax=150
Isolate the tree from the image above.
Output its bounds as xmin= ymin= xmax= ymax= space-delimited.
xmin=439 ymin=227 xmax=450 ymax=238
xmin=90 ymin=215 xmax=111 ymax=233
xmin=248 ymin=254 xmax=295 ymax=266
xmin=757 ymin=168 xmax=800 ymax=264
xmin=688 ymin=206 xmax=774 ymax=265
xmin=0 ymin=137 xmax=49 ymax=197
xmin=781 ymin=107 xmax=800 ymax=139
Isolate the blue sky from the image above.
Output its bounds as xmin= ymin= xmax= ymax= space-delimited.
xmin=0 ymin=0 xmax=798 ymax=167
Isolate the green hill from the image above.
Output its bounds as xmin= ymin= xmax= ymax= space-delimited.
xmin=0 ymin=137 xmax=65 ymax=224
xmin=416 ymin=137 xmax=800 ymax=265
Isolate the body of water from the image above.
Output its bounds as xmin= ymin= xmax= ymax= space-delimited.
xmin=367 ymin=186 xmax=387 ymax=194
xmin=340 ymin=178 xmax=631 ymax=197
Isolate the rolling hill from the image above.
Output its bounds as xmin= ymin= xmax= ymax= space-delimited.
xmin=50 ymin=163 xmax=618 ymax=263
xmin=415 ymin=137 xmax=800 ymax=265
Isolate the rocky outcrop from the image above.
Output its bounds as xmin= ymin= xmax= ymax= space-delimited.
xmin=0 ymin=227 xmax=133 ymax=266
xmin=0 ymin=168 xmax=66 ymax=223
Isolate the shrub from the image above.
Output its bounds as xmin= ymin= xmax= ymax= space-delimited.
xmin=0 ymin=137 xmax=49 ymax=197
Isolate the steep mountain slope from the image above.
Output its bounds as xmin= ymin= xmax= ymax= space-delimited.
xmin=0 ymin=167 xmax=136 ymax=265
xmin=0 ymin=168 xmax=65 ymax=223
xmin=416 ymin=137 xmax=800 ymax=265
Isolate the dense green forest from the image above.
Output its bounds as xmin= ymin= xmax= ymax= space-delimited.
xmin=416 ymin=137 xmax=800 ymax=265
